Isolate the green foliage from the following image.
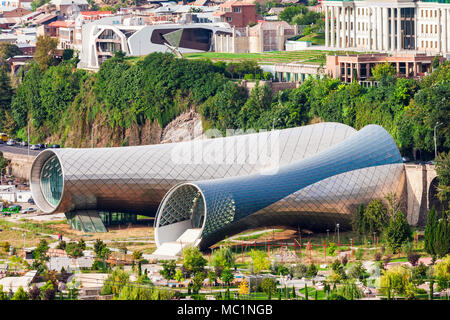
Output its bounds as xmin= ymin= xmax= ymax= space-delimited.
xmin=220 ymin=268 xmax=234 ymax=286
xmin=210 ymin=246 xmax=235 ymax=276
xmin=34 ymin=35 xmax=58 ymax=71
xmin=249 ymin=250 xmax=270 ymax=274
xmin=261 ymin=277 xmax=277 ymax=295
xmin=11 ymin=286 xmax=28 ymax=300
xmin=33 ymin=239 xmax=49 ymax=261
xmin=94 ymin=239 xmax=111 ymax=261
xmin=379 ymin=265 xmax=414 ymax=299
xmin=160 ymin=260 xmax=176 ymax=281
xmin=306 ymin=263 xmax=318 ymax=277
xmin=384 ymin=211 xmax=413 ymax=253
xmin=347 ymin=261 xmax=366 ymax=280
xmin=101 ymin=268 xmax=130 ymax=296
xmin=65 ymin=242 xmax=85 ymax=258
xmin=181 ymin=246 xmax=207 ymax=276
xmin=425 ymin=208 xmax=439 ymax=257
xmin=435 ymin=152 xmax=450 ymax=206
xmin=433 ymin=255 xmax=450 ymax=291
xmin=434 ymin=212 xmax=449 ymax=258
xmin=334 ymin=281 xmax=364 ymax=300
xmin=279 ymin=5 xmax=307 ymax=24
xmin=290 ymin=263 xmax=307 ymax=279
xmin=371 ymin=62 xmax=396 ymax=81
xmin=362 ymin=199 xmax=389 ymax=236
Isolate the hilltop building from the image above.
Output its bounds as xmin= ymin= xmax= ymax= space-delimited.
xmin=322 ymin=0 xmax=450 ymax=55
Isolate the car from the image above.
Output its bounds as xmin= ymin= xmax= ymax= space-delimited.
xmin=49 ymin=144 xmax=61 ymax=148
xmin=28 ymin=198 xmax=35 ymax=204
xmin=9 ymin=205 xmax=22 ymax=212
xmin=30 ymin=144 xmax=40 ymax=150
xmin=6 ymin=139 xmax=16 ymax=146
xmin=20 ymin=207 xmax=36 ymax=214
xmin=20 ymin=141 xmax=28 ymax=147
xmin=38 ymin=144 xmax=46 ymax=149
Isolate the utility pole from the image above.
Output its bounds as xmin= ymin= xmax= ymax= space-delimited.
xmin=27 ymin=118 xmax=31 ymax=157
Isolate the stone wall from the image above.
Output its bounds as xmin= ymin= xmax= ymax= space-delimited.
xmin=2 ymin=151 xmax=34 ymax=181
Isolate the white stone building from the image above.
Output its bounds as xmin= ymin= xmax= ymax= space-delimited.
xmin=322 ymin=0 xmax=450 ymax=55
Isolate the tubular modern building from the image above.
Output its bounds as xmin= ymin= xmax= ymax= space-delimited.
xmin=154 ymin=124 xmax=405 ymax=253
xmin=30 ymin=123 xmax=406 ymax=252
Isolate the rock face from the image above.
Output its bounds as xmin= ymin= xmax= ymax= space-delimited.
xmin=160 ymin=110 xmax=203 ymax=144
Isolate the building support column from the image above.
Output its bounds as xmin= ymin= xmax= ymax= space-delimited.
xmin=438 ymin=8 xmax=442 ymax=53
xmin=325 ymin=5 xmax=329 ymax=47
xmin=353 ymin=7 xmax=356 ymax=47
xmin=341 ymin=7 xmax=346 ymax=47
xmin=383 ymin=7 xmax=389 ymax=51
xmin=443 ymin=9 xmax=447 ymax=53
xmin=331 ymin=6 xmax=335 ymax=47
xmin=373 ymin=7 xmax=378 ymax=50
xmin=390 ymin=8 xmax=395 ymax=51
xmin=336 ymin=7 xmax=341 ymax=48
xmin=397 ymin=7 xmax=401 ymax=51
xmin=347 ymin=7 xmax=351 ymax=47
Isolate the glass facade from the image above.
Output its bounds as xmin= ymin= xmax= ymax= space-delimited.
xmin=155 ymin=125 xmax=405 ymax=249
xmin=40 ymin=155 xmax=63 ymax=207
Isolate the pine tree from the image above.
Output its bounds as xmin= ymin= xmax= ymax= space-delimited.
xmin=385 ymin=211 xmax=412 ymax=253
xmin=434 ymin=212 xmax=449 ymax=258
xmin=304 ymin=283 xmax=308 ymax=300
xmin=425 ymin=208 xmax=439 ymax=257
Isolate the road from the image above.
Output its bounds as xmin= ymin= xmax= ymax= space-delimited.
xmin=0 ymin=144 xmax=42 ymax=156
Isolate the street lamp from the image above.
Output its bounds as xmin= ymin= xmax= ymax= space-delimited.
xmin=336 ymin=224 xmax=340 ymax=245
xmin=326 ymin=229 xmax=329 ymax=242
xmin=434 ymin=122 xmax=442 ymax=159
xmin=23 ymin=233 xmax=26 ymax=250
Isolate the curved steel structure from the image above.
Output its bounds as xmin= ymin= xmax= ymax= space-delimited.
xmin=30 ymin=122 xmax=356 ymax=216
xmin=155 ymin=125 xmax=405 ymax=250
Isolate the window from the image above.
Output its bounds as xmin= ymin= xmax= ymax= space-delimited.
xmin=232 ymin=7 xmax=241 ymax=13
xmin=226 ymin=16 xmax=232 ymax=22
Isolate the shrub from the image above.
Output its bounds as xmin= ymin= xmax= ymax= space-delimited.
xmin=374 ymin=252 xmax=382 ymax=261
xmin=290 ymin=264 xmax=307 ymax=279
xmin=408 ymin=253 xmax=421 ymax=266
xmin=306 ymin=263 xmax=318 ymax=278
xmin=327 ymin=242 xmax=337 ymax=256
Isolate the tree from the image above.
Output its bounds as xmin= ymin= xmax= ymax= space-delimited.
xmin=28 ymin=285 xmax=41 ymax=300
xmin=181 ymin=246 xmax=207 ymax=277
xmin=65 ymin=242 xmax=84 ymax=258
xmin=11 ymin=286 xmax=28 ymax=300
xmin=210 ymin=246 xmax=235 ymax=276
xmin=101 ymin=268 xmax=130 ymax=296
xmin=407 ymin=253 xmax=421 ymax=266
xmin=249 ymin=250 xmax=270 ymax=274
xmin=347 ymin=261 xmax=366 ymax=280
xmin=192 ymin=272 xmax=205 ymax=293
xmin=379 ymin=266 xmax=413 ymax=299
xmin=174 ymin=269 xmax=184 ymax=284
xmin=221 ymin=268 xmax=234 ymax=286
xmin=0 ymin=285 xmax=8 ymax=300
xmin=363 ymin=199 xmax=389 ymax=236
xmin=0 ymin=69 xmax=13 ymax=119
xmin=351 ymin=203 xmax=365 ymax=235
xmin=34 ymin=35 xmax=58 ymax=70
xmin=425 ymin=208 xmax=439 ymax=257
xmin=384 ymin=211 xmax=413 ymax=253
xmin=33 ymin=239 xmax=49 ymax=261
xmin=41 ymin=280 xmax=56 ymax=300
xmin=434 ymin=213 xmax=449 ymax=258
xmin=371 ymin=62 xmax=396 ymax=82
xmin=306 ymin=263 xmax=318 ymax=278
xmin=94 ymin=239 xmax=111 ymax=261
xmin=435 ymin=152 xmax=450 ymax=207
xmin=160 ymin=260 xmax=176 ymax=281
xmin=132 ymin=250 xmax=143 ymax=262
xmin=238 ymin=278 xmax=250 ymax=296
xmin=261 ymin=277 xmax=277 ymax=296
xmin=433 ymin=255 xmax=450 ymax=291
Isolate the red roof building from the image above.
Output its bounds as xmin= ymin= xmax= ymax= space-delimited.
xmin=213 ymin=1 xmax=257 ymax=28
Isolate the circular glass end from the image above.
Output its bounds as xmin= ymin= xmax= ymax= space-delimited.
xmin=40 ymin=155 xmax=63 ymax=206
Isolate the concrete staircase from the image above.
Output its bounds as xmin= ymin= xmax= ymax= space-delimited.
xmin=152 ymin=228 xmax=202 ymax=258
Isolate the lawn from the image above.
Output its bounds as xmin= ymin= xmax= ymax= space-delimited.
xmin=298 ymin=287 xmax=327 ymax=300
xmin=297 ymin=33 xmax=325 ymax=45
xmin=183 ymin=50 xmax=364 ymax=65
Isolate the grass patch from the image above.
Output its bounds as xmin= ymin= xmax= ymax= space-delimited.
xmin=297 ymin=33 xmax=325 ymax=45
xmin=183 ymin=50 xmax=365 ymax=65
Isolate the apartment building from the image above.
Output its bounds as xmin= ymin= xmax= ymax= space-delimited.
xmin=322 ymin=0 xmax=450 ymax=54
xmin=213 ymin=0 xmax=257 ymax=28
